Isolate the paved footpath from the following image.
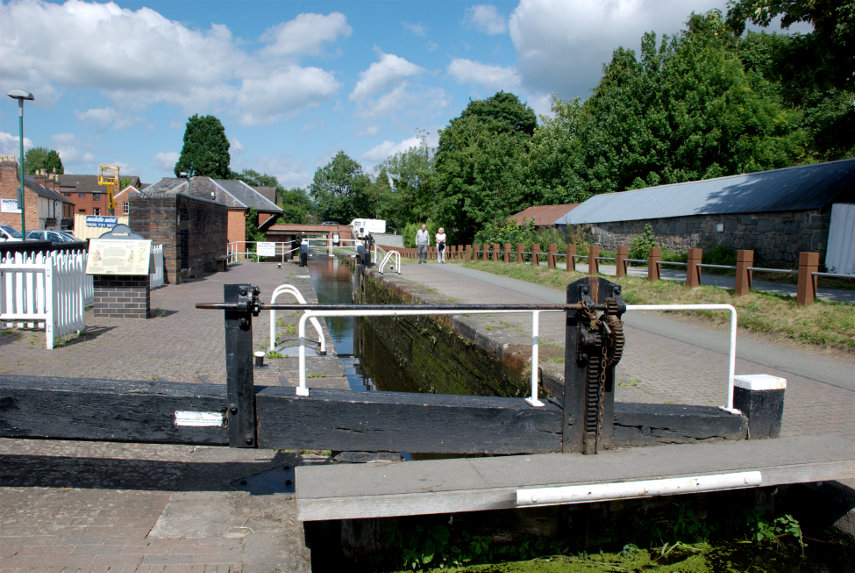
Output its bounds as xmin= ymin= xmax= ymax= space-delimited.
xmin=1 ymin=261 xmax=341 ymax=573
xmin=1 ymin=259 xmax=853 ymax=572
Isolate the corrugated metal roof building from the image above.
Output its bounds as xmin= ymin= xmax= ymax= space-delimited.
xmin=555 ymin=158 xmax=855 ymax=271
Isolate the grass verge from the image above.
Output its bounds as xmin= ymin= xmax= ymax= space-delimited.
xmin=462 ymin=261 xmax=855 ymax=353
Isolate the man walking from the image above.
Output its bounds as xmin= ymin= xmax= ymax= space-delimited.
xmin=416 ymin=223 xmax=430 ymax=264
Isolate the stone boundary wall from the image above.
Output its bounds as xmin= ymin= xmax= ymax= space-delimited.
xmin=93 ymin=275 xmax=150 ymax=318
xmin=580 ymin=208 xmax=831 ymax=267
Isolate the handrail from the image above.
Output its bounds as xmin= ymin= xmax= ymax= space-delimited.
xmin=269 ymin=285 xmax=326 ymax=355
xmin=378 ymin=250 xmax=401 ymax=274
xmin=296 ymin=305 xmax=569 ymax=405
xmin=626 ymin=304 xmax=739 ymax=413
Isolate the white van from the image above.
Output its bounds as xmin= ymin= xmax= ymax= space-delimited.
xmin=351 ymin=218 xmax=386 ymax=239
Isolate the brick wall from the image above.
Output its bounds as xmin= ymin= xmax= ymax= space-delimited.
xmin=129 ymin=193 xmax=227 ymax=283
xmin=93 ymin=275 xmax=150 ymax=318
xmin=227 ymin=209 xmax=246 ymax=245
xmin=0 ymin=156 xmax=39 ymax=232
xmin=580 ymin=208 xmax=832 ymax=267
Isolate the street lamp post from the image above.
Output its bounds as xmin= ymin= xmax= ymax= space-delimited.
xmin=7 ymin=89 xmax=34 ymax=236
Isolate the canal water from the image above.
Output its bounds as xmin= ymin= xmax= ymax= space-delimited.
xmin=307 ymin=256 xmax=375 ymax=391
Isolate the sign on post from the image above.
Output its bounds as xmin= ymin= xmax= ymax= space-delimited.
xmin=257 ymin=242 xmax=276 ymax=258
xmin=86 ymin=239 xmax=152 ymax=275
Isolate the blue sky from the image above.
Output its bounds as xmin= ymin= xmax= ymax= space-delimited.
xmin=2 ymin=0 xmax=765 ymax=189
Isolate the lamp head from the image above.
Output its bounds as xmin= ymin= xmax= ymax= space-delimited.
xmin=7 ymin=89 xmax=34 ymax=101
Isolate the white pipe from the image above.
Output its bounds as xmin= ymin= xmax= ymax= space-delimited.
xmin=627 ymin=304 xmax=739 ymax=413
xmin=525 ymin=311 xmax=544 ymax=407
xmin=516 ymin=471 xmax=762 ymax=507
xmin=269 ymin=285 xmax=326 ymax=354
xmin=378 ymin=250 xmax=400 ymax=274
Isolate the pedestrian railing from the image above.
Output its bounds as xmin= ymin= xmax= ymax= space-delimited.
xmin=377 ymin=249 xmax=401 ymax=274
xmin=292 ymin=302 xmax=741 ymax=413
xmin=268 ymin=284 xmax=325 ymax=355
xmin=0 ymin=249 xmax=87 ymax=349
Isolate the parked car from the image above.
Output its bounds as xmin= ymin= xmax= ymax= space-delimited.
xmin=0 ymin=224 xmax=23 ymax=241
xmin=25 ymin=229 xmax=78 ymax=243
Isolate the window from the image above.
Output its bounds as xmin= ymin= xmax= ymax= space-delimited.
xmin=123 ymin=202 xmax=130 ymax=214
xmin=93 ymin=208 xmax=100 ymax=216
xmin=78 ymin=193 xmax=86 ymax=198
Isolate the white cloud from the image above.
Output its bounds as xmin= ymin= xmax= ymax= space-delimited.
xmin=403 ymin=21 xmax=427 ymax=37
xmin=75 ymin=107 xmax=141 ymax=131
xmin=350 ymin=52 xmax=424 ymax=103
xmin=465 ymin=5 xmax=507 ymax=35
xmin=254 ymin=154 xmax=311 ymax=189
xmin=236 ymin=66 xmax=340 ymax=125
xmin=0 ymin=132 xmax=34 ymax=158
xmin=260 ymin=12 xmax=351 ymax=57
xmin=154 ymin=151 xmax=179 ymax=172
xmin=447 ymin=58 xmax=521 ymax=91
xmin=509 ymin=0 xmax=728 ymax=99
xmin=362 ymin=136 xmax=424 ymax=162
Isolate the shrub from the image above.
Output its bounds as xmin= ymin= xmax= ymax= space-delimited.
xmin=629 ymin=223 xmax=657 ymax=260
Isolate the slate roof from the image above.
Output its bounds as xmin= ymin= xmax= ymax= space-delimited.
xmin=24 ymin=176 xmax=74 ymax=204
xmin=58 ymin=173 xmax=141 ymax=193
xmin=510 ymin=203 xmax=579 ymax=226
xmin=557 ymin=158 xmax=855 ymax=225
xmin=140 ymin=177 xmax=282 ymax=213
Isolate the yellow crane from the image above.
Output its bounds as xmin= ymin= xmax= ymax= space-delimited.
xmin=97 ymin=164 xmax=120 ymax=214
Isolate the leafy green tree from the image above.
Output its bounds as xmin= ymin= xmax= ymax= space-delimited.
xmin=309 ymin=151 xmax=371 ymax=223
xmin=278 ymin=187 xmax=314 ymax=224
xmin=234 ymin=168 xmax=279 ymax=188
xmin=24 ymin=147 xmax=63 ymax=174
xmin=432 ymin=92 xmax=537 ymax=243
xmin=375 ymin=130 xmax=436 ymax=231
xmin=174 ymin=114 xmax=231 ymax=179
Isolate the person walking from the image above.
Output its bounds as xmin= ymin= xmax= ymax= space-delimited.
xmin=435 ymin=227 xmax=447 ymax=263
xmin=415 ymin=223 xmax=430 ymax=264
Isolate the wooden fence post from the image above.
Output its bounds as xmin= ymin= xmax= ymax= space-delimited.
xmin=503 ymin=243 xmax=511 ymax=263
xmin=648 ymin=247 xmax=661 ymax=282
xmin=615 ymin=245 xmax=628 ymax=278
xmin=588 ymin=245 xmax=599 ymax=275
xmin=517 ymin=243 xmax=525 ymax=264
xmin=473 ymin=244 xmax=480 ymax=261
xmin=686 ymin=247 xmax=703 ymax=287
xmin=492 ymin=243 xmax=500 ymax=262
xmin=566 ymin=243 xmax=576 ymax=273
xmin=465 ymin=245 xmax=472 ymax=262
xmin=734 ymin=249 xmax=753 ymax=296
xmin=547 ymin=244 xmax=557 ymax=269
xmin=532 ymin=244 xmax=540 ymax=266
xmin=797 ymin=251 xmax=819 ymax=306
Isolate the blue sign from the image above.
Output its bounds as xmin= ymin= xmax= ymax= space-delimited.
xmin=86 ymin=215 xmax=118 ymax=228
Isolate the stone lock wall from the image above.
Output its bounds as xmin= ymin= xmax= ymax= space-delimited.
xmin=130 ymin=194 xmax=227 ymax=283
xmin=582 ymin=208 xmax=831 ymax=267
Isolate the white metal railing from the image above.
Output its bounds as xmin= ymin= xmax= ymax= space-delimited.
xmin=269 ymin=284 xmax=326 ymax=354
xmin=293 ymin=303 xmax=742 ymax=413
xmin=378 ymin=250 xmax=401 ymax=274
xmin=305 ymin=237 xmax=364 ymax=257
xmin=626 ymin=304 xmax=739 ymax=413
xmin=297 ymin=307 xmax=554 ymax=405
xmin=0 ymin=250 xmax=87 ymax=349
xmin=150 ymin=244 xmax=164 ymax=288
xmin=227 ymin=241 xmax=297 ymax=264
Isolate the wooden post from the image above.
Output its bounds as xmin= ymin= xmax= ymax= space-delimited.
xmin=797 ymin=251 xmax=820 ymax=306
xmin=483 ymin=243 xmax=490 ymax=261
xmin=473 ymin=244 xmax=480 ymax=261
xmin=588 ymin=245 xmax=599 ymax=275
xmin=686 ymin=247 xmax=702 ymax=288
xmin=566 ymin=243 xmax=576 ymax=273
xmin=504 ymin=243 xmax=511 ymax=263
xmin=531 ymin=244 xmax=540 ymax=267
xmin=615 ymin=245 xmax=628 ymax=278
xmin=492 ymin=243 xmax=500 ymax=262
xmin=547 ymin=244 xmax=557 ymax=269
xmin=647 ymin=247 xmax=661 ymax=282
xmin=734 ymin=250 xmax=753 ymax=296
xmin=224 ymin=284 xmax=257 ymax=448
xmin=517 ymin=243 xmax=525 ymax=264
xmin=465 ymin=245 xmax=472 ymax=262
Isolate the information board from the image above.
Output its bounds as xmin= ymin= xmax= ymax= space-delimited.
xmin=86 ymin=239 xmax=152 ymax=276
xmin=257 ymin=242 xmax=276 ymax=257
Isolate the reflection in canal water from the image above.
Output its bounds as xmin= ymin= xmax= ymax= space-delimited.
xmin=307 ymin=257 xmax=374 ymax=391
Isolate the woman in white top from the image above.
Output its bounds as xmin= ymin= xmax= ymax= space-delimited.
xmin=435 ymin=227 xmax=447 ymax=263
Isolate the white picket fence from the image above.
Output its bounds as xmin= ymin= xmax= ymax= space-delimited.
xmin=0 ymin=249 xmax=93 ymax=349
xmin=150 ymin=244 xmax=164 ymax=289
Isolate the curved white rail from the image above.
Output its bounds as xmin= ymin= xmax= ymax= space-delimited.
xmin=269 ymin=285 xmax=326 ymax=355
xmin=378 ymin=250 xmax=401 ymax=274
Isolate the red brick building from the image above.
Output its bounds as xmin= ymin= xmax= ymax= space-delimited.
xmin=57 ymin=173 xmax=142 ymax=216
xmin=0 ymin=155 xmax=74 ymax=232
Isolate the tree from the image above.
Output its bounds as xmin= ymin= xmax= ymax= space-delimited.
xmin=24 ymin=147 xmax=63 ymax=174
xmin=432 ymin=92 xmax=537 ymax=243
xmin=174 ymin=114 xmax=231 ymax=179
xmin=278 ymin=187 xmax=315 ymax=224
xmin=374 ymin=130 xmax=436 ymax=231
xmin=309 ymin=151 xmax=371 ymax=223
